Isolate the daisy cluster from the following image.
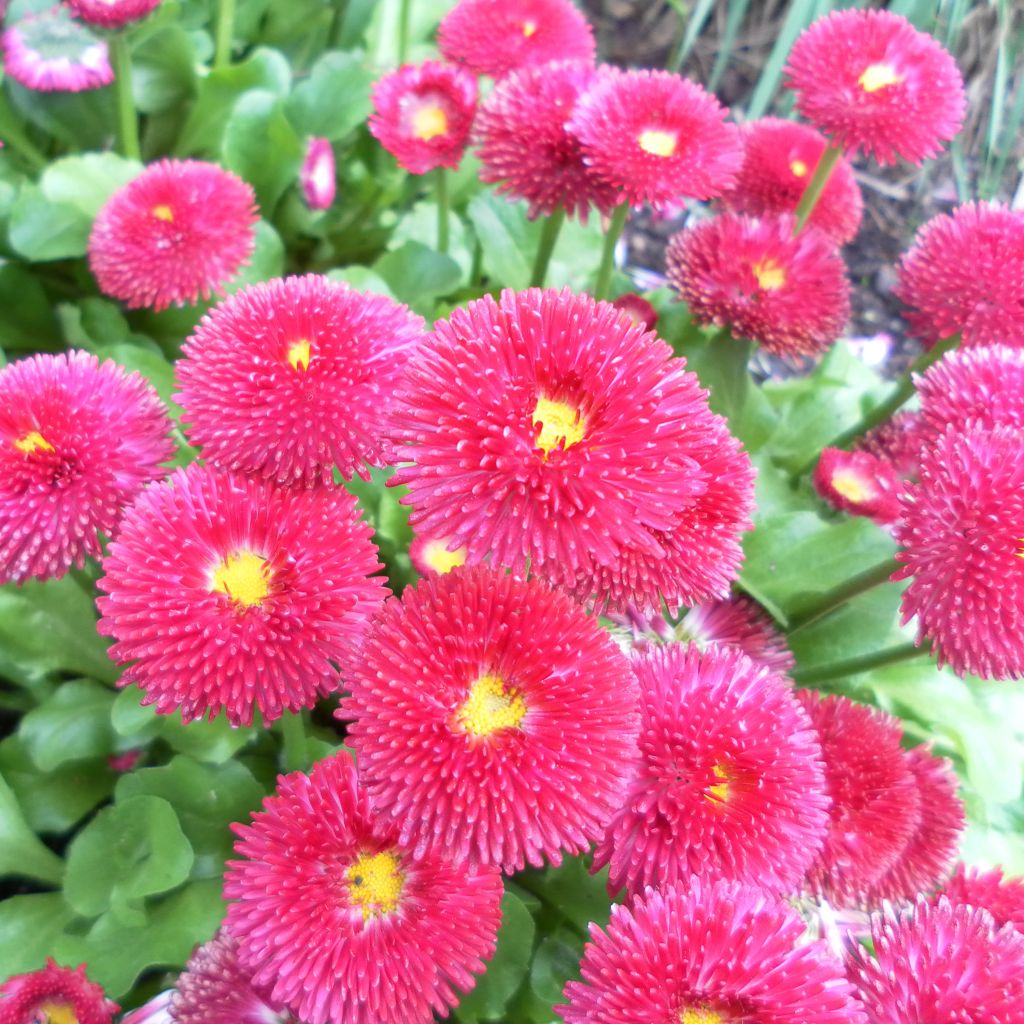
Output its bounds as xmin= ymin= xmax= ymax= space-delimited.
xmin=0 ymin=1 xmax=1022 ymax=1024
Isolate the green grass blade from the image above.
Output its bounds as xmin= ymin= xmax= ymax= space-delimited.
xmin=668 ymin=0 xmax=717 ymax=73
xmin=709 ymin=0 xmax=752 ymax=93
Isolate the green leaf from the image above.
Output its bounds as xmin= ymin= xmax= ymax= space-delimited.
xmin=517 ymin=855 xmax=612 ymax=936
xmin=529 ymin=930 xmax=584 ymax=1008
xmin=0 ymin=894 xmax=76 ymax=977
xmin=132 ymin=23 xmax=198 ymax=115
xmin=19 ymin=679 xmax=116 ymax=771
xmin=94 ymin=341 xmax=183 ymax=420
xmin=467 ymin=193 xmax=533 ymax=291
xmin=40 ymin=153 xmax=144 ymax=219
xmin=8 ymin=185 xmax=91 ymax=261
xmin=0 ymin=261 xmax=61 ymax=351
xmin=64 ymin=795 xmax=194 ymax=920
xmin=0 ymin=771 xmax=65 ymax=884
xmin=374 ymin=240 xmax=461 ymax=309
xmin=284 ymin=50 xmax=374 ymax=140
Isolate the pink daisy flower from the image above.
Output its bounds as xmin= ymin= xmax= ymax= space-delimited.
xmin=722 ymin=117 xmax=863 ymax=244
xmin=408 ymin=533 xmax=467 ymax=576
xmin=171 ymin=932 xmax=295 ymax=1024
xmin=865 ymin=745 xmax=964 ymax=904
xmin=0 ymin=960 xmax=118 ymax=1024
xmin=798 ymin=691 xmax=922 ymax=901
xmin=813 ymin=447 xmax=903 ymax=526
xmin=560 ymin=879 xmax=868 ymax=1023
xmin=96 ymin=464 xmax=386 ymax=726
xmin=0 ymin=351 xmax=172 ymax=584
xmin=854 ymin=899 xmax=1024 ymax=1023
xmin=343 ymin=565 xmax=640 ymax=873
xmin=88 ymin=159 xmax=258 ymax=311
xmin=474 ymin=59 xmax=620 ymax=222
xmin=680 ymin=594 xmax=795 ymax=674
xmin=895 ymin=203 xmax=1024 ymax=348
xmin=784 ymin=9 xmax=965 ymax=166
xmin=64 ymin=0 xmax=161 ymax=28
xmin=941 ymin=863 xmax=1024 ymax=934
xmin=300 ymin=137 xmax=335 ymax=210
xmin=594 ymin=644 xmax=828 ymax=898
xmin=389 ymin=287 xmax=724 ymax=589
xmin=567 ymin=68 xmax=743 ymax=210
xmin=611 ymin=292 xmax=659 ymax=331
xmin=175 ymin=275 xmax=425 ymax=487
xmin=369 ymin=60 xmax=477 ymax=175
xmin=666 ymin=212 xmax=851 ymax=356
xmin=855 ymin=410 xmax=922 ymax=480
xmin=225 ymin=751 xmax=503 ymax=1024
xmin=894 ymin=423 xmax=1024 ymax=679
xmin=2 ymin=6 xmax=112 ymax=93
xmin=438 ymin=0 xmax=595 ymax=79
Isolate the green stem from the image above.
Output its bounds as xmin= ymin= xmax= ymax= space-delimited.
xmin=398 ymin=0 xmax=411 ymax=64
xmin=109 ymin=34 xmax=140 ymax=160
xmin=280 ymin=711 xmax=309 ymax=773
xmin=214 ymin=0 xmax=236 ymax=70
xmin=329 ymin=0 xmax=350 ymax=48
xmin=529 ymin=207 xmax=566 ymax=288
xmin=793 ymin=142 xmax=843 ymax=233
xmin=0 ymin=93 xmax=46 ymax=171
xmin=786 ymin=557 xmax=899 ymax=634
xmin=435 ymin=167 xmax=449 ymax=254
xmin=594 ymin=202 xmax=629 ymax=301
xmin=791 ymin=642 xmax=926 ymax=685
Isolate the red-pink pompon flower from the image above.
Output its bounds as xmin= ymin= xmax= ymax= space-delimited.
xmin=785 ymin=9 xmax=965 ymax=165
xmin=2 ymin=7 xmax=112 ymax=92
xmin=667 ymin=213 xmax=850 ymax=356
xmin=225 ymin=752 xmax=503 ymax=1024
xmin=171 ymin=932 xmax=295 ymax=1024
xmin=611 ymin=292 xmax=658 ymax=331
xmin=0 ymin=960 xmax=118 ymax=1024
xmin=798 ymin=691 xmax=922 ymax=901
xmin=813 ymin=447 xmax=902 ymax=526
xmin=722 ymin=117 xmax=862 ymax=244
xmin=300 ymin=137 xmax=335 ymax=210
xmin=560 ymin=879 xmax=869 ymax=1024
xmin=595 ymin=644 xmax=827 ymax=898
xmin=369 ymin=60 xmax=477 ymax=175
xmin=567 ymin=68 xmax=743 ymax=210
xmin=343 ymin=565 xmax=640 ymax=873
xmin=474 ymin=59 xmax=620 ymax=222
xmin=0 ymin=351 xmax=172 ymax=584
xmin=866 ymin=745 xmax=964 ymax=904
xmin=854 ymin=900 xmax=1024 ymax=1023
xmin=895 ymin=203 xmax=1024 ymax=349
xmin=97 ymin=464 xmax=386 ymax=726
xmin=64 ymin=0 xmax=161 ymax=28
xmin=88 ymin=159 xmax=257 ymax=311
xmin=894 ymin=423 xmax=1024 ymax=680
xmin=856 ymin=410 xmax=922 ymax=479
xmin=680 ymin=595 xmax=795 ymax=674
xmin=175 ymin=275 xmax=425 ymax=487
xmin=941 ymin=864 xmax=1024 ymax=935
xmin=438 ymin=0 xmax=595 ymax=78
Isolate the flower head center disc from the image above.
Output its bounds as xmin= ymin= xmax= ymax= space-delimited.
xmin=422 ymin=539 xmax=467 ymax=574
xmin=346 ymin=850 xmax=404 ymax=921
xmin=680 ymin=1007 xmax=723 ymax=1024
xmin=790 ymin=159 xmax=809 ymax=177
xmin=638 ymin=129 xmax=678 ymax=157
xmin=705 ymin=763 xmax=731 ymax=806
xmin=858 ymin=62 xmax=903 ymax=93
xmin=532 ymin=396 xmax=586 ymax=455
xmin=752 ymin=259 xmax=786 ymax=291
xmin=287 ymin=338 xmax=312 ymax=372
xmin=211 ymin=551 xmax=271 ymax=608
xmin=13 ymin=430 xmax=54 ymax=455
xmin=411 ymin=104 xmax=449 ymax=141
xmin=458 ymin=673 xmax=527 ymax=737
xmin=152 ymin=204 xmax=175 ymax=222
xmin=831 ymin=468 xmax=874 ymax=504
xmin=38 ymin=1003 xmax=79 ymax=1024
xmin=521 ymin=18 xmax=538 ymax=36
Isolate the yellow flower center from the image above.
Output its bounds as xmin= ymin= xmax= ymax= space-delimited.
xmin=411 ymin=105 xmax=449 ymax=141
xmin=638 ymin=129 xmax=677 ymax=157
xmin=346 ymin=850 xmax=404 ymax=921
xmin=152 ymin=204 xmax=174 ymax=222
xmin=13 ymin=430 xmax=54 ymax=454
xmin=287 ymin=338 xmax=312 ymax=372
xmin=681 ymin=1008 xmax=723 ymax=1024
xmin=752 ymin=259 xmax=786 ymax=291
xmin=457 ymin=673 xmax=527 ymax=737
xmin=422 ymin=538 xmax=467 ymax=575
xmin=705 ymin=764 xmax=731 ymax=806
xmin=522 ymin=19 xmax=538 ymax=36
xmin=790 ymin=159 xmax=808 ymax=178
xmin=532 ymin=396 xmax=586 ymax=455
xmin=830 ymin=468 xmax=874 ymax=504
xmin=210 ymin=551 xmax=271 ymax=608
xmin=858 ymin=63 xmax=903 ymax=93
xmin=38 ymin=1003 xmax=79 ymax=1024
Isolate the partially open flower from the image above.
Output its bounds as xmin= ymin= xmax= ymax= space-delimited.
xmin=2 ymin=6 xmax=112 ymax=93
xmin=0 ymin=960 xmax=118 ymax=1024
xmin=813 ymin=447 xmax=903 ymax=526
xmin=611 ymin=292 xmax=659 ymax=331
xmin=64 ymin=0 xmax=162 ymax=29
xmin=438 ymin=0 xmax=595 ymax=79
xmin=856 ymin=410 xmax=922 ymax=480
xmin=679 ymin=595 xmax=795 ymax=675
xmin=785 ymin=9 xmax=965 ymax=165
xmin=369 ymin=60 xmax=477 ymax=175
xmin=88 ymin=159 xmax=258 ymax=311
xmin=895 ymin=203 xmax=1024 ymax=349
xmin=300 ymin=137 xmax=336 ymax=210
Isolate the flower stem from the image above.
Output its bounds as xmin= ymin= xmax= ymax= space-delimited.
xmin=594 ymin=202 xmax=629 ymax=301
xmin=0 ymin=93 xmax=46 ymax=171
xmin=530 ymin=207 xmax=566 ymax=288
xmin=109 ymin=33 xmax=140 ymax=160
xmin=280 ymin=710 xmax=309 ymax=773
xmin=786 ymin=556 xmax=899 ymax=634
xmin=793 ymin=141 xmax=843 ymax=234
xmin=329 ymin=0 xmax=350 ymax=48
xmin=214 ymin=0 xmax=236 ymax=70
xmin=435 ymin=167 xmax=450 ymax=254
xmin=398 ymin=0 xmax=411 ymax=64
xmin=790 ymin=642 xmax=926 ymax=685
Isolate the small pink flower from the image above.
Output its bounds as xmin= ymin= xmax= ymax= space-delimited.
xmin=300 ymin=137 xmax=336 ymax=210
xmin=0 ymin=960 xmax=118 ymax=1024
xmin=2 ymin=7 xmax=112 ymax=93
xmin=64 ymin=0 xmax=161 ymax=29
xmin=813 ymin=447 xmax=903 ymax=525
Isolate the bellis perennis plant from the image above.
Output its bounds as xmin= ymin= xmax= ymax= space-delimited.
xmin=1 ymin=3 xmax=1022 ymax=1024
